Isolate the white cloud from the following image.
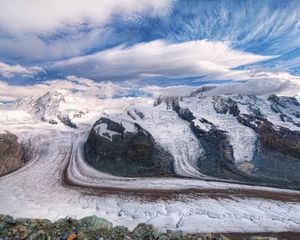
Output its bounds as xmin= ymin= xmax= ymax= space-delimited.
xmin=141 ymin=70 xmax=300 ymax=98
xmin=0 ymin=0 xmax=171 ymax=34
xmin=0 ymin=61 xmax=45 ymax=78
xmin=52 ymin=40 xmax=275 ymax=81
xmin=0 ymin=29 xmax=106 ymax=61
xmin=203 ymin=71 xmax=300 ymax=97
xmin=0 ymin=76 xmax=129 ymax=102
xmin=142 ymin=85 xmax=197 ymax=97
xmin=0 ymin=0 xmax=171 ymax=60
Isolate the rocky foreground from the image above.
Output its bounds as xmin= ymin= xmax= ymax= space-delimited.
xmin=0 ymin=214 xmax=298 ymax=240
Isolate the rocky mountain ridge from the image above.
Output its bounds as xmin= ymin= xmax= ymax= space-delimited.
xmin=11 ymin=88 xmax=300 ymax=189
xmin=85 ymin=90 xmax=300 ymax=189
xmin=15 ymin=91 xmax=83 ymax=128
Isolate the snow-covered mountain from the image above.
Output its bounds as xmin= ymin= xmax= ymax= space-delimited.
xmin=85 ymin=88 xmax=300 ymax=189
xmin=15 ymin=91 xmax=85 ymax=128
xmin=11 ymin=88 xmax=300 ymax=189
xmin=2 ymin=88 xmax=300 ymax=233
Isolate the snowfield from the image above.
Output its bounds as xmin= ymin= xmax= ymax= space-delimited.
xmin=0 ymin=93 xmax=300 ymax=233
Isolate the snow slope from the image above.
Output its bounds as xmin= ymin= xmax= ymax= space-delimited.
xmin=1 ymin=92 xmax=300 ymax=233
xmin=1 ymin=122 xmax=300 ymax=233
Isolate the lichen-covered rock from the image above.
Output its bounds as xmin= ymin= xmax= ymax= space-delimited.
xmin=0 ymin=133 xmax=24 ymax=176
xmin=77 ymin=215 xmax=113 ymax=232
xmin=166 ymin=229 xmax=183 ymax=239
xmin=0 ymin=215 xmax=292 ymax=240
xmin=111 ymin=226 xmax=131 ymax=239
xmin=132 ymin=223 xmax=157 ymax=240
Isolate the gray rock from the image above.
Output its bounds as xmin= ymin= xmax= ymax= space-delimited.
xmin=3 ymin=215 xmax=15 ymax=225
xmin=166 ymin=229 xmax=183 ymax=239
xmin=85 ymin=117 xmax=174 ymax=177
xmin=132 ymin=223 xmax=156 ymax=240
xmin=77 ymin=215 xmax=113 ymax=232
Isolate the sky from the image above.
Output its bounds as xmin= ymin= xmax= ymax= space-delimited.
xmin=0 ymin=0 xmax=300 ymax=100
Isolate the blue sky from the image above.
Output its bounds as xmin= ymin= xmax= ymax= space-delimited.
xmin=0 ymin=0 xmax=299 ymax=98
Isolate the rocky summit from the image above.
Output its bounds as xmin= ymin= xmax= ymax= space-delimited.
xmin=84 ymin=91 xmax=300 ymax=189
xmin=85 ymin=117 xmax=174 ymax=177
xmin=15 ymin=91 xmax=78 ymax=128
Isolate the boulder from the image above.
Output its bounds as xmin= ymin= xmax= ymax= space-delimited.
xmin=77 ymin=215 xmax=113 ymax=232
xmin=0 ymin=133 xmax=24 ymax=176
xmin=132 ymin=223 xmax=157 ymax=240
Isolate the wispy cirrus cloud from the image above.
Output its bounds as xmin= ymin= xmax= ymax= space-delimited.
xmin=0 ymin=0 xmax=300 ymax=99
xmin=0 ymin=0 xmax=171 ymax=34
xmin=51 ymin=40 xmax=275 ymax=82
xmin=0 ymin=0 xmax=172 ymax=61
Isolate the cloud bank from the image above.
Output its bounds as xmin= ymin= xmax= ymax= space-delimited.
xmin=1 ymin=73 xmax=299 ymax=103
xmin=0 ymin=76 xmax=129 ymax=102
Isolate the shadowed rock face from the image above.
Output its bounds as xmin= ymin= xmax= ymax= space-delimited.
xmin=237 ymin=114 xmax=300 ymax=187
xmin=213 ymin=96 xmax=240 ymax=116
xmin=84 ymin=93 xmax=300 ymax=188
xmin=190 ymin=122 xmax=239 ymax=179
xmin=258 ymin=123 xmax=300 ymax=159
xmin=0 ymin=132 xmax=24 ymax=176
xmin=85 ymin=117 xmax=174 ymax=177
xmin=155 ymin=94 xmax=300 ymax=188
xmin=197 ymin=95 xmax=300 ymax=188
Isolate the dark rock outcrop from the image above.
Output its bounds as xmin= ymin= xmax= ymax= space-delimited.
xmin=57 ymin=114 xmax=77 ymax=129
xmin=0 ymin=132 xmax=24 ymax=176
xmin=268 ymin=95 xmax=300 ymax=125
xmin=154 ymin=96 xmax=182 ymax=109
xmin=237 ymin=113 xmax=300 ymax=160
xmin=258 ymin=123 xmax=300 ymax=159
xmin=189 ymin=86 xmax=216 ymax=97
xmin=166 ymin=93 xmax=300 ymax=188
xmin=213 ymin=96 xmax=240 ymax=116
xmin=190 ymin=121 xmax=249 ymax=181
xmin=85 ymin=117 xmax=174 ymax=177
xmin=233 ymin=104 xmax=300 ymax=188
xmin=154 ymin=96 xmax=195 ymax=122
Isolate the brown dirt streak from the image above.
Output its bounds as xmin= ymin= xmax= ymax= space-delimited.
xmin=62 ymin=158 xmax=300 ymax=202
